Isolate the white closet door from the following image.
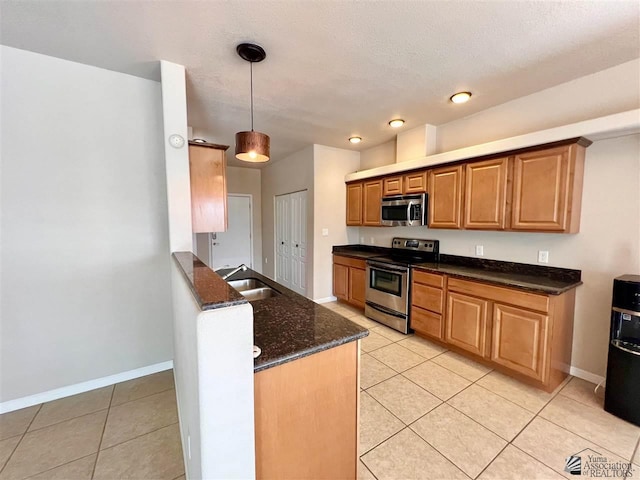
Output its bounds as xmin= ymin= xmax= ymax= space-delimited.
xmin=290 ymin=191 xmax=307 ymax=295
xmin=275 ymin=194 xmax=291 ymax=288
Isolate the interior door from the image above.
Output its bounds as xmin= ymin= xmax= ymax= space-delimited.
xmin=290 ymin=191 xmax=307 ymax=296
xmin=211 ymin=195 xmax=252 ymax=269
xmin=275 ymin=194 xmax=291 ymax=288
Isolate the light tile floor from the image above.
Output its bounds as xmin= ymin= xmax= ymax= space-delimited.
xmin=0 ymin=370 xmax=184 ymax=480
xmin=323 ymin=301 xmax=640 ymax=480
xmin=2 ymin=302 xmax=639 ymax=480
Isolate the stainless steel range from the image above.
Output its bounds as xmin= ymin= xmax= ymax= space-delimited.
xmin=365 ymin=238 xmax=439 ymax=334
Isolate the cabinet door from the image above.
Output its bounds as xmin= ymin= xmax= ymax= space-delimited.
xmin=428 ymin=165 xmax=464 ymax=229
xmin=333 ymin=263 xmax=349 ymax=301
xmin=189 ymin=145 xmax=228 ymax=233
xmin=445 ymin=292 xmax=489 ymax=357
xmin=511 ymin=146 xmax=570 ymax=232
xmin=464 ymin=157 xmax=509 ymax=230
xmin=383 ymin=176 xmax=403 ymax=196
xmin=290 ymin=191 xmax=307 ymax=296
xmin=411 ymin=306 xmax=443 ymax=340
xmin=363 ymin=180 xmax=382 ymax=226
xmin=348 ymin=267 xmax=366 ymax=308
xmin=404 ymin=171 xmax=428 ymax=194
xmin=346 ymin=183 xmax=363 ymax=226
xmin=491 ymin=304 xmax=549 ymax=381
xmin=275 ymin=194 xmax=292 ymax=288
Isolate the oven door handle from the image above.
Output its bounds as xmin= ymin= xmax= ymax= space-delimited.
xmin=366 ymin=302 xmax=407 ymax=319
xmin=367 ymin=261 xmax=408 ymax=273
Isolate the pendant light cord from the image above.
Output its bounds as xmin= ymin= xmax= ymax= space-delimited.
xmin=250 ymin=61 xmax=254 ymax=132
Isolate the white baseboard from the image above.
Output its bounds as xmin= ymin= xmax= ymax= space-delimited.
xmin=314 ymin=296 xmax=337 ymax=304
xmin=569 ymin=366 xmax=606 ymax=386
xmin=0 ymin=360 xmax=174 ymax=414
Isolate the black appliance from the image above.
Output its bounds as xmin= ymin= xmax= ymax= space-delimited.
xmin=365 ymin=238 xmax=439 ymax=333
xmin=381 ymin=194 xmax=427 ymax=227
xmin=604 ymin=274 xmax=640 ymax=426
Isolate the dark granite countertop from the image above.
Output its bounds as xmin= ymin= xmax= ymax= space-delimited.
xmin=332 ymin=245 xmax=582 ymax=295
xmin=216 ymin=267 xmax=369 ymax=372
xmin=332 ymin=245 xmax=389 ymax=260
xmin=172 ymin=252 xmax=248 ymax=310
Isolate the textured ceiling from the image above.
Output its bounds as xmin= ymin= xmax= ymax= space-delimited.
xmin=2 ymin=0 xmax=639 ymax=167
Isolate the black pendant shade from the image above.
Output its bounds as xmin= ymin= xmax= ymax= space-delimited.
xmin=235 ymin=43 xmax=270 ymax=163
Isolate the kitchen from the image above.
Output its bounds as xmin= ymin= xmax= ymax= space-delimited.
xmin=1 ymin=2 xmax=640 ymax=479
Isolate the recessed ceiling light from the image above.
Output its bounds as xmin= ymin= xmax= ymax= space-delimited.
xmin=450 ymin=91 xmax=472 ymax=104
xmin=349 ymin=136 xmax=362 ymax=144
xmin=388 ymin=119 xmax=405 ymax=128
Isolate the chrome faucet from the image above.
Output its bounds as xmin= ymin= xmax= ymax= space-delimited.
xmin=219 ymin=264 xmax=248 ymax=280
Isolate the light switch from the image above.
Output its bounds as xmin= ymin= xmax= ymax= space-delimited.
xmin=322 ymin=228 xmax=329 ymax=236
xmin=475 ymin=245 xmax=484 ymax=256
xmin=538 ymin=250 xmax=549 ymax=263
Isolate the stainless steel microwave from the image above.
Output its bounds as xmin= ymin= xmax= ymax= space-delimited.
xmin=381 ymin=193 xmax=427 ymax=226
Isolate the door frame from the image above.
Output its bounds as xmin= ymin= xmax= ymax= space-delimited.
xmin=210 ymin=193 xmax=254 ymax=269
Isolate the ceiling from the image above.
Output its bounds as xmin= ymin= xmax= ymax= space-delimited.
xmin=2 ymin=1 xmax=639 ymax=167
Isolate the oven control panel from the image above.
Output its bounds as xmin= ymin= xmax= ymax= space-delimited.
xmin=392 ymin=238 xmax=439 ymax=252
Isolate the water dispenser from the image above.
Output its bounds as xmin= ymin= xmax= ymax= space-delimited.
xmin=604 ymin=275 xmax=640 ymax=426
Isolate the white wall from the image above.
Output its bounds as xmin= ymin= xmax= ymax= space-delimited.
xmin=0 ymin=46 xmax=173 ymax=403
xmin=361 ymin=135 xmax=640 ymax=378
xmin=261 ymin=146 xmax=314 ymax=292
xmin=360 ymin=140 xmax=396 ymax=170
xmin=226 ymin=166 xmax=263 ymax=273
xmin=436 ymin=59 xmax=640 ymax=153
xmin=312 ymin=145 xmax=360 ymax=300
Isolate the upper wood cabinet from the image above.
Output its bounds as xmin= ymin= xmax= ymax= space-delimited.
xmin=511 ymin=144 xmax=585 ymax=233
xmin=346 ymin=183 xmax=363 ymax=226
xmin=189 ymin=142 xmax=228 ymax=233
xmin=464 ymin=157 xmax=510 ymax=230
xmin=403 ymin=170 xmax=428 ymax=194
xmin=428 ymin=165 xmax=464 ymax=229
xmin=382 ymin=176 xmax=403 ymax=196
xmin=362 ymin=180 xmax=383 ymax=226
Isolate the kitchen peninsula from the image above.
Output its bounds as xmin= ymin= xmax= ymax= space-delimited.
xmin=172 ymin=252 xmax=367 ymax=479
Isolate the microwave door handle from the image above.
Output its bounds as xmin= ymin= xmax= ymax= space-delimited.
xmin=407 ymin=201 xmax=414 ymax=226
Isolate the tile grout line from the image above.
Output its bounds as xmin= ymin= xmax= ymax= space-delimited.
xmin=95 ymin=421 xmax=180 ymax=455
xmin=22 ymin=453 xmax=97 ymax=480
xmin=90 ymin=384 xmax=115 ymax=480
xmin=0 ymin=403 xmax=43 ymax=476
xmin=14 ymin=385 xmax=177 ymax=436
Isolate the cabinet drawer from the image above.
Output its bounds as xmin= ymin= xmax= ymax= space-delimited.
xmin=403 ymin=171 xmax=427 ymax=194
xmin=413 ymin=269 xmax=444 ymax=288
xmin=412 ymin=283 xmax=443 ymax=314
xmin=447 ymin=277 xmax=549 ymax=313
xmin=333 ymin=255 xmax=366 ymax=269
xmin=383 ymin=176 xmax=403 ymax=196
xmin=411 ymin=306 xmax=443 ymax=340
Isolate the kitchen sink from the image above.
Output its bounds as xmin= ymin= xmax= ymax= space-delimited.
xmin=228 ymin=278 xmax=270 ymax=292
xmin=227 ymin=278 xmax=281 ymax=301
xmin=240 ymin=287 xmax=280 ymax=301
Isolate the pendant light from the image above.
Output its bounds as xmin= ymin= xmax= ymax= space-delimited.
xmin=235 ymin=43 xmax=270 ymax=163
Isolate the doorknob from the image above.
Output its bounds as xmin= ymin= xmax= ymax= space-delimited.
xmin=296 ymin=244 xmax=299 ymax=247
xmin=281 ymin=241 xmax=284 ymax=245
xmin=212 ymin=242 xmax=219 ymax=246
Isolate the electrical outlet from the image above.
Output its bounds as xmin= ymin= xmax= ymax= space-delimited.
xmin=475 ymin=245 xmax=484 ymax=256
xmin=370 ymin=237 xmax=375 ymax=245
xmin=322 ymin=228 xmax=329 ymax=236
xmin=264 ymin=257 xmax=268 ymax=264
xmin=360 ymin=236 xmax=365 ymax=244
xmin=538 ymin=250 xmax=549 ymax=264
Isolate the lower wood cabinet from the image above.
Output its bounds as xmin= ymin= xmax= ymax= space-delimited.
xmin=410 ymin=273 xmax=577 ymax=392
xmin=411 ymin=270 xmax=445 ymax=340
xmin=445 ymin=292 xmax=490 ymax=357
xmin=254 ymin=341 xmax=359 ymax=479
xmin=333 ymin=255 xmax=366 ymax=309
xmin=491 ymin=303 xmax=549 ymax=381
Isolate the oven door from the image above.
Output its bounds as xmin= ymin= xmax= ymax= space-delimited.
xmin=365 ymin=261 xmax=409 ymax=314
